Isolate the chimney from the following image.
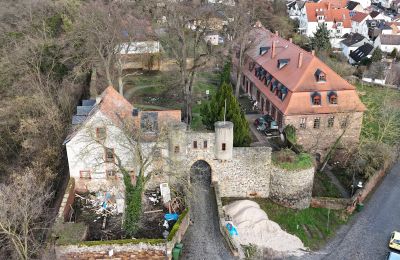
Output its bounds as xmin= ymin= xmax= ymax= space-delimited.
xmin=311 ymin=50 xmax=315 ymax=56
xmin=275 ymin=31 xmax=279 ymax=36
xmin=289 ymin=38 xmax=293 ymax=43
xmin=328 ymin=2 xmax=331 ymax=9
xmin=298 ymin=52 xmax=304 ymax=68
xmin=271 ymin=41 xmax=276 ymax=59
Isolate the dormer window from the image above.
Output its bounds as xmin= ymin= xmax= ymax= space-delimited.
xmin=271 ymin=80 xmax=278 ymax=92
xmin=317 ymin=15 xmax=325 ymax=21
xmin=328 ymin=91 xmax=338 ymax=104
xmin=259 ymin=46 xmax=270 ymax=55
xmin=315 ymin=69 xmax=326 ymax=82
xmin=277 ymin=59 xmax=290 ymax=69
xmin=311 ymin=92 xmax=322 ymax=106
xmin=336 ymin=22 xmax=342 ymax=27
xmin=277 ymin=85 xmax=288 ymax=101
xmin=265 ymin=74 xmax=272 ymax=86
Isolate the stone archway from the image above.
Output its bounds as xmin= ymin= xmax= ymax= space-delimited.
xmin=181 ymin=160 xmax=231 ymax=259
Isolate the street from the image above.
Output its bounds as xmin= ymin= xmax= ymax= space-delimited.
xmin=303 ymin=162 xmax=400 ymax=260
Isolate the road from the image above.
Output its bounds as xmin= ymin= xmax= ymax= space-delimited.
xmin=180 ymin=161 xmax=232 ymax=260
xmin=303 ymin=162 xmax=400 ymax=260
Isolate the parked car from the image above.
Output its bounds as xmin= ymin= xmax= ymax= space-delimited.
xmin=389 ymin=231 xmax=400 ymax=251
xmin=387 ymin=251 xmax=400 ymax=260
xmin=254 ymin=114 xmax=273 ymax=127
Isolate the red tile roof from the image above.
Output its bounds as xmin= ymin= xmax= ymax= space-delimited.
xmin=351 ymin=12 xmax=369 ymax=23
xmin=305 ymin=2 xmax=352 ymax=28
xmin=242 ymin=27 xmax=366 ymax=116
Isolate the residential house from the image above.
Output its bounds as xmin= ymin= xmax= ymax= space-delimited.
xmin=351 ymin=12 xmax=372 ymax=37
xmin=351 ymin=0 xmax=372 ymax=8
xmin=232 ymin=27 xmax=366 ymax=156
xmin=349 ymin=42 xmax=375 ymax=63
xmin=299 ymin=1 xmax=352 ymax=47
xmin=375 ymin=34 xmax=400 ymax=52
xmin=391 ymin=0 xmax=400 ymax=13
xmin=379 ymin=0 xmax=395 ymax=9
xmin=340 ymin=33 xmax=370 ymax=60
xmin=367 ymin=19 xmax=387 ymax=39
xmin=347 ymin=1 xmax=365 ymax=12
xmin=362 ymin=62 xmax=388 ymax=84
xmin=369 ymin=10 xmax=391 ymax=21
xmin=204 ymin=31 xmax=224 ymax=45
xmin=382 ymin=22 xmax=400 ymax=34
xmin=63 ymin=86 xmax=181 ymax=205
xmin=287 ymin=0 xmax=306 ymax=21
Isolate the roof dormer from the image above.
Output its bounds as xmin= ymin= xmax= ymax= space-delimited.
xmin=259 ymin=46 xmax=270 ymax=55
xmin=277 ymin=59 xmax=290 ymax=69
xmin=315 ymin=69 xmax=326 ymax=82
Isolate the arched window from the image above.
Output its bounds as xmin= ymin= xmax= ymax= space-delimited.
xmin=311 ymin=92 xmax=321 ymax=105
xmin=328 ymin=91 xmax=338 ymax=104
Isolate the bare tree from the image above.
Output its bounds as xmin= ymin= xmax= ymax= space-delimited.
xmin=0 ymin=166 xmax=53 ymax=260
xmin=158 ymin=2 xmax=213 ymax=124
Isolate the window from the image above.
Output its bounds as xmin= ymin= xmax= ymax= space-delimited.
xmin=311 ymin=92 xmax=321 ymax=105
xmin=174 ymin=146 xmax=180 ymax=154
xmin=328 ymin=116 xmax=335 ymax=128
xmin=328 ymin=91 xmax=338 ymax=104
xmin=96 ymin=127 xmax=106 ymax=140
xmin=106 ymin=170 xmax=117 ymax=179
xmin=315 ymin=69 xmax=326 ymax=82
xmin=80 ymin=170 xmax=91 ymax=179
xmin=222 ymin=143 xmax=226 ymax=151
xmin=300 ymin=118 xmax=306 ymax=128
xmin=105 ymin=148 xmax=115 ymax=163
xmin=313 ymin=117 xmax=321 ymax=129
xmin=203 ymin=140 xmax=208 ymax=149
xmin=193 ymin=141 xmax=198 ymax=149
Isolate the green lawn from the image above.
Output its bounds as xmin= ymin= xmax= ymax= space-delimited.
xmin=222 ymin=198 xmax=346 ymax=250
xmin=312 ymin=172 xmax=343 ymax=198
xmin=356 ymin=82 xmax=400 ymax=145
xmin=271 ymin=149 xmax=313 ymax=171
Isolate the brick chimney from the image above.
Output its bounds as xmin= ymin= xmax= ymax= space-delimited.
xmin=271 ymin=41 xmax=276 ymax=59
xmin=275 ymin=31 xmax=279 ymax=36
xmin=298 ymin=52 xmax=303 ymax=68
xmin=311 ymin=50 xmax=315 ymax=56
xmin=289 ymin=38 xmax=292 ymax=43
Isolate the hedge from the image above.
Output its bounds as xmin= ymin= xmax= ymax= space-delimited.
xmin=167 ymin=208 xmax=189 ymax=241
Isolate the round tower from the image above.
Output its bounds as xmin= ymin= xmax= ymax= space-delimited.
xmin=214 ymin=121 xmax=234 ymax=161
xmin=168 ymin=122 xmax=187 ymax=159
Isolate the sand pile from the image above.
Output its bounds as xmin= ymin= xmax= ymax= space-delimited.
xmin=223 ymin=200 xmax=304 ymax=253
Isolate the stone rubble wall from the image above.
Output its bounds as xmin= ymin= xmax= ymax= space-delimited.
xmin=269 ymin=167 xmax=315 ymax=209
xmin=55 ymin=242 xmax=165 ymax=259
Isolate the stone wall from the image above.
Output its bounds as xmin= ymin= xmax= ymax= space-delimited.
xmin=311 ymin=197 xmax=351 ymax=210
xmin=216 ymin=147 xmax=272 ymax=198
xmin=269 ymin=167 xmax=315 ymax=209
xmin=55 ymin=242 xmax=166 ymax=259
xmin=284 ymin=112 xmax=363 ymax=157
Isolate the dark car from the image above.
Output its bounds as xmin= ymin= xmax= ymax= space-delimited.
xmin=254 ymin=114 xmax=274 ymax=127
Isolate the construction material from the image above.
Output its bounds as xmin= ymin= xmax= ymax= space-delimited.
xmin=223 ymin=200 xmax=304 ymax=254
xmin=144 ymin=209 xmax=164 ymax=214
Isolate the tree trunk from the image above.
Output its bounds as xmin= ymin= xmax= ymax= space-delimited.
xmin=235 ymin=42 xmax=245 ymax=97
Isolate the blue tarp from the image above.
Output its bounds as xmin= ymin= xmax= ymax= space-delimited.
xmin=164 ymin=213 xmax=179 ymax=221
xmin=226 ymin=223 xmax=238 ymax=236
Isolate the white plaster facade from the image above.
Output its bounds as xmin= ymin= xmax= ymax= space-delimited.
xmin=351 ymin=15 xmax=372 ymax=37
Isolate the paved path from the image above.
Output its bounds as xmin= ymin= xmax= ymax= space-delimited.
xmin=180 ymin=161 xmax=233 ymax=260
xmin=300 ymin=162 xmax=400 ymax=260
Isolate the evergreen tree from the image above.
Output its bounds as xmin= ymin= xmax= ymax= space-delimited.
xmin=311 ymin=23 xmax=331 ymax=52
xmin=200 ymin=80 xmax=251 ymax=147
xmin=371 ymin=48 xmax=382 ymax=62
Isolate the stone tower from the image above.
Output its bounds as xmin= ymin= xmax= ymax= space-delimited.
xmin=168 ymin=122 xmax=187 ymax=159
xmin=214 ymin=121 xmax=233 ymax=161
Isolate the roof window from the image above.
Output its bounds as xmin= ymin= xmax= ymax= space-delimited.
xmin=277 ymin=59 xmax=290 ymax=69
xmin=311 ymin=92 xmax=322 ymax=106
xmin=315 ymin=69 xmax=326 ymax=82
xmin=259 ymin=46 xmax=270 ymax=55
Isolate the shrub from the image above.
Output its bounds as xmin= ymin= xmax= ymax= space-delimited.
xmin=167 ymin=208 xmax=189 ymax=241
xmin=123 ymin=171 xmax=143 ymax=236
xmin=284 ymin=125 xmax=297 ymax=144
xmin=272 ymin=149 xmax=313 ymax=171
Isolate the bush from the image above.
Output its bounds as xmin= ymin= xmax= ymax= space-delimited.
xmin=284 ymin=125 xmax=296 ymax=144
xmin=123 ymin=171 xmax=143 ymax=236
xmin=167 ymin=208 xmax=189 ymax=241
xmin=272 ymin=149 xmax=313 ymax=171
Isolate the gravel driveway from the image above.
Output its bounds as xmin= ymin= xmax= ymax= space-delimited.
xmin=180 ymin=161 xmax=233 ymax=260
xmin=300 ymin=162 xmax=400 ymax=260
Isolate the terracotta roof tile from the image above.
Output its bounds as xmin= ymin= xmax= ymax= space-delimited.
xmin=305 ymin=2 xmax=352 ymax=28
xmin=242 ymin=27 xmax=366 ymax=115
xmin=351 ymin=12 xmax=369 ymax=23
